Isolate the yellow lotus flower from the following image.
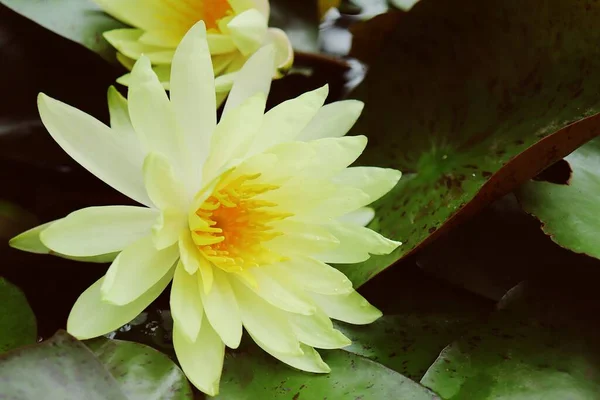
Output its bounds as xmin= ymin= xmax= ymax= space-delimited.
xmin=10 ymin=22 xmax=401 ymax=396
xmin=97 ymin=0 xmax=293 ymax=105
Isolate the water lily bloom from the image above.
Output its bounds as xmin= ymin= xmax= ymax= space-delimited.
xmin=10 ymin=21 xmax=401 ymax=396
xmin=96 ymin=0 xmax=293 ymax=105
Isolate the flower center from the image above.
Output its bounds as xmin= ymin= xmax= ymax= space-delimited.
xmin=191 ymin=173 xmax=290 ymax=272
xmin=188 ymin=0 xmax=234 ymax=32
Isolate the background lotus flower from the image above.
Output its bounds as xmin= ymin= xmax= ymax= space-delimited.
xmin=9 ymin=21 xmax=401 ymax=396
xmin=96 ymin=0 xmax=293 ymax=105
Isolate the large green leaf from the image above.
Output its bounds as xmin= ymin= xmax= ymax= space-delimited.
xmin=336 ymin=265 xmax=492 ymax=380
xmin=0 ymin=278 xmax=36 ymax=353
xmin=86 ymin=338 xmax=193 ymax=400
xmin=0 ymin=0 xmax=125 ymax=62
xmin=420 ymin=279 xmax=600 ymax=399
xmin=516 ymin=137 xmax=600 ymax=260
xmin=0 ymin=331 xmax=128 ymax=399
xmin=416 ymin=195 xmax=600 ymax=301
xmin=217 ymin=347 xmax=440 ymax=399
xmin=343 ymin=0 xmax=600 ymax=286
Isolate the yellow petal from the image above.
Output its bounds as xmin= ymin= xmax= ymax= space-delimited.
xmin=67 ymin=266 xmax=174 ymax=339
xmin=289 ymin=308 xmax=352 ymax=349
xmin=101 ymin=235 xmax=178 ymax=306
xmin=266 ymin=28 xmax=294 ymax=78
xmin=248 ymin=85 xmax=329 ymax=156
xmin=227 ymin=9 xmax=268 ymax=56
xmin=266 ymin=256 xmax=353 ymax=295
xmin=143 ymin=152 xmax=188 ymax=211
xmin=9 ymin=221 xmax=118 ymax=263
xmin=309 ymin=290 xmax=382 ymax=325
xmin=178 ymin=231 xmax=214 ymax=293
xmin=315 ymin=222 xmax=401 ymax=264
xmin=241 ymin=267 xmax=316 ymax=315
xmin=222 ymin=45 xmax=274 ymax=115
xmin=139 ymin=30 xmax=180 ymax=48
xmin=338 ymin=207 xmax=375 ymax=227
xmin=173 ymin=315 xmax=224 ymax=396
xmin=37 ymin=93 xmax=152 ymax=207
xmin=199 ymin=268 xmax=242 ymax=349
xmin=202 ymin=93 xmax=266 ymax=183
xmin=297 ymin=100 xmax=364 ymax=141
xmin=171 ymin=262 xmax=204 ymax=342
xmin=40 ymin=206 xmax=157 ymax=257
xmin=103 ymin=28 xmax=174 ymax=64
xmin=106 ymin=86 xmax=146 ymax=182
xmin=95 ymin=0 xmax=188 ymax=39
xmin=170 ymin=21 xmax=216 ymax=190
xmin=230 ymin=277 xmax=302 ymax=355
xmin=207 ymin=33 xmax=237 ymax=55
xmin=128 ymin=56 xmax=187 ymax=182
xmin=332 ymin=166 xmax=402 ymax=204
xmin=265 ymin=220 xmax=340 ymax=255
xmin=251 ymin=337 xmax=330 ymax=373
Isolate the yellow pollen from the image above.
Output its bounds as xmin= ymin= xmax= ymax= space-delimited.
xmin=192 ymin=173 xmax=291 ymax=271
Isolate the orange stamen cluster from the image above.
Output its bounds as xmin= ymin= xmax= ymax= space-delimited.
xmin=182 ymin=0 xmax=234 ymax=31
xmin=192 ymin=173 xmax=291 ymax=271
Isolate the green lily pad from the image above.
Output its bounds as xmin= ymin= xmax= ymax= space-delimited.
xmin=336 ymin=265 xmax=492 ymax=380
xmin=0 ymin=0 xmax=126 ymax=63
xmin=0 ymin=331 xmax=193 ymax=400
xmin=420 ymin=279 xmax=600 ymax=399
xmin=416 ymin=194 xmax=600 ymax=301
xmin=343 ymin=0 xmax=600 ymax=287
xmin=86 ymin=337 xmax=193 ymax=400
xmin=217 ymin=347 xmax=440 ymax=399
xmin=0 ymin=330 xmax=128 ymax=400
xmin=0 ymin=278 xmax=36 ymax=353
xmin=516 ymin=137 xmax=600 ymax=260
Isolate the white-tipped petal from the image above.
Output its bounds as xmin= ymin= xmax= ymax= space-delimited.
xmin=230 ymin=277 xmax=302 ymax=355
xmin=249 ymin=85 xmax=329 ymax=155
xmin=269 ymin=256 xmax=353 ymax=296
xmin=171 ymin=262 xmax=204 ymax=342
xmin=38 ymin=93 xmax=152 ymax=207
xmin=101 ymin=235 xmax=179 ymax=306
xmin=315 ymin=222 xmax=401 ymax=264
xmin=332 ymin=167 xmax=401 ymax=204
xmin=40 ymin=206 xmax=157 ymax=257
xmin=289 ymin=308 xmax=352 ymax=349
xmin=173 ymin=316 xmax=224 ymax=397
xmin=223 ymin=45 xmax=274 ymax=115
xmin=170 ymin=21 xmax=216 ymax=189
xmin=297 ymin=100 xmax=364 ymax=141
xmin=128 ymin=56 xmax=187 ymax=181
xmin=67 ymin=267 xmax=174 ymax=340
xmin=227 ymin=9 xmax=268 ymax=56
xmin=199 ymin=268 xmax=242 ymax=349
xmin=309 ymin=290 xmax=382 ymax=325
